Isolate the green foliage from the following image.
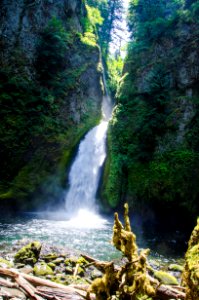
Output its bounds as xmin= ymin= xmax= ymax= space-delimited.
xmin=128 ymin=150 xmax=199 ymax=210
xmin=107 ymin=55 xmax=124 ymax=96
xmin=86 ymin=5 xmax=104 ymax=28
xmin=35 ymin=17 xmax=70 ymax=86
xmin=190 ymin=0 xmax=199 ymax=18
xmin=80 ymin=32 xmax=97 ymax=47
xmin=86 ymin=0 xmax=124 ymax=60
xmin=82 ymin=4 xmax=103 ymax=33
xmin=80 ymin=4 xmax=103 ymax=48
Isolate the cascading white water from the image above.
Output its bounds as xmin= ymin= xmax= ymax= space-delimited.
xmin=65 ymin=85 xmax=113 ymax=220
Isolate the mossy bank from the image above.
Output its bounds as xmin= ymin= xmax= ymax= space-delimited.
xmin=101 ymin=0 xmax=199 ymax=231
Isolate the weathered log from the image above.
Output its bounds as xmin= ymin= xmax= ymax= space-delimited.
xmin=69 ymin=284 xmax=90 ymax=292
xmin=36 ymin=286 xmax=83 ymax=300
xmin=23 ymin=273 xmax=82 ymax=295
xmin=81 ymin=254 xmax=120 ymax=272
xmin=0 ymin=268 xmax=41 ymax=300
xmin=0 ymin=267 xmax=94 ymax=299
xmin=156 ymin=284 xmax=186 ymax=299
xmin=36 ymin=290 xmax=59 ymax=300
xmin=0 ymin=268 xmax=19 ymax=279
xmin=0 ymin=289 xmax=11 ymax=297
xmin=36 ymin=286 xmax=96 ymax=300
xmin=80 ymin=254 xmax=101 ymax=265
xmin=0 ymin=277 xmax=18 ymax=288
xmin=15 ymin=274 xmax=41 ymax=300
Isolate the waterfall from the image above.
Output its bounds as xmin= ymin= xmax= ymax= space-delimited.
xmin=65 ymin=73 xmax=113 ymax=218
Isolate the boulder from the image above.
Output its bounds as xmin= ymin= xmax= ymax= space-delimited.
xmin=14 ymin=241 xmax=42 ymax=265
xmin=33 ymin=262 xmax=54 ymax=277
xmin=153 ymin=270 xmax=179 ymax=285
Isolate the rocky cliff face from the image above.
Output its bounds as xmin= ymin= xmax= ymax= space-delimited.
xmin=1 ymin=0 xmax=83 ymax=67
xmin=0 ymin=0 xmax=103 ymax=210
xmin=102 ymin=1 xmax=199 ymax=229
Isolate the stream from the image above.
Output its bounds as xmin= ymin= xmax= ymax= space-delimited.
xmin=0 ymin=212 xmax=185 ymax=269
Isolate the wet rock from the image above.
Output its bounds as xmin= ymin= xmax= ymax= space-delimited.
xmin=51 ymin=257 xmax=65 ymax=265
xmin=51 ymin=274 xmax=69 ymax=285
xmin=52 ymin=274 xmax=88 ymax=285
xmin=33 ymin=262 xmax=54 ymax=277
xmin=149 ymin=259 xmax=160 ymax=270
xmin=90 ymin=268 xmax=103 ymax=280
xmin=65 ymin=257 xmax=77 ymax=267
xmin=14 ymin=241 xmax=41 ymax=265
xmin=154 ymin=270 xmax=179 ymax=285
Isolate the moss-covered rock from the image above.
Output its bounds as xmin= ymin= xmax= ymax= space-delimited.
xmin=14 ymin=241 xmax=41 ymax=265
xmin=182 ymin=218 xmax=199 ymax=300
xmin=77 ymin=256 xmax=88 ymax=266
xmin=43 ymin=253 xmax=58 ymax=262
xmin=168 ymin=264 xmax=183 ymax=272
xmin=64 ymin=256 xmax=87 ymax=277
xmin=0 ymin=257 xmax=13 ymax=268
xmin=33 ymin=262 xmax=54 ymax=277
xmin=65 ymin=257 xmax=77 ymax=267
xmin=153 ymin=270 xmax=178 ymax=285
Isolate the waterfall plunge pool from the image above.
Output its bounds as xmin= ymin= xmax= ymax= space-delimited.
xmin=0 ymin=210 xmax=185 ymax=267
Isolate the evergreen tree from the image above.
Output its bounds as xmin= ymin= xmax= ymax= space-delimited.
xmin=86 ymin=0 xmax=124 ymax=58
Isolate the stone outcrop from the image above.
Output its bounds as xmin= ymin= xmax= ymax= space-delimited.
xmin=0 ymin=0 xmax=103 ymax=209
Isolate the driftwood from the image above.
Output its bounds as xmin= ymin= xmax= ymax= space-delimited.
xmin=0 ymin=277 xmax=18 ymax=288
xmin=73 ymin=263 xmax=80 ymax=277
xmin=156 ymin=285 xmax=186 ymax=299
xmin=0 ymin=267 xmax=41 ymax=300
xmin=0 ymin=289 xmax=11 ymax=298
xmin=86 ymin=204 xmax=186 ymax=300
xmin=81 ymin=253 xmax=120 ymax=272
xmin=0 ymin=267 xmax=92 ymax=300
xmin=0 ymin=261 xmax=186 ymax=300
xmin=83 ymin=258 xmax=186 ymax=300
xmin=36 ymin=286 xmax=87 ymax=300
